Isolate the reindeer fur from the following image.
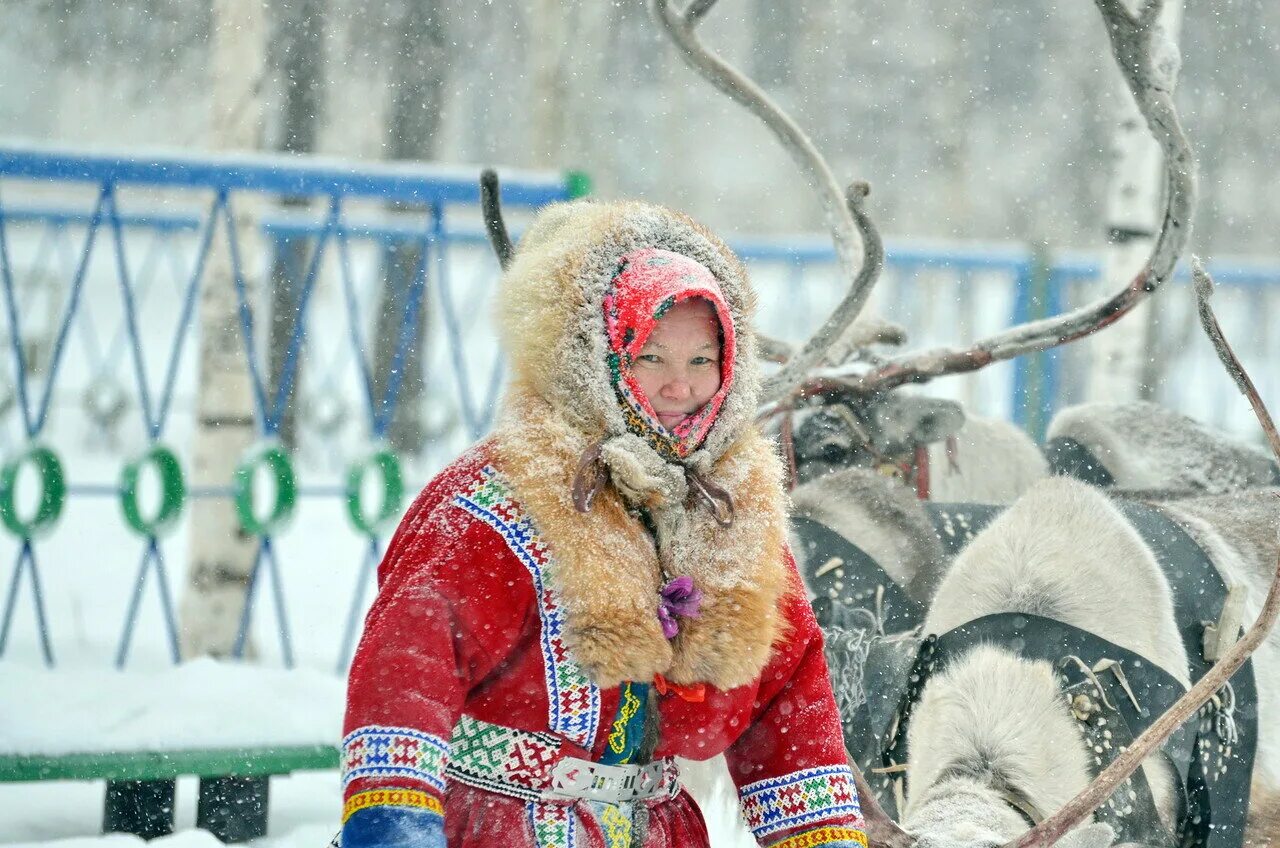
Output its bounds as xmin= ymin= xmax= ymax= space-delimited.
xmin=1049 ymin=401 xmax=1280 ymax=494
xmin=791 ymin=466 xmax=949 ymax=604
xmin=909 ymin=478 xmax=1192 ymax=841
xmin=1158 ymin=489 xmax=1280 ymax=789
xmin=926 ymin=415 xmax=1049 ymax=504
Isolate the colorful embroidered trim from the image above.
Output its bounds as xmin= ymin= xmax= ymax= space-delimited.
xmin=341 ymin=725 xmax=449 ymax=793
xmin=342 ymin=788 xmax=443 ymax=824
xmin=767 ymin=826 xmax=869 ymax=848
xmin=602 ymin=681 xmax=647 ymax=765
xmin=528 ymin=799 xmax=576 ymax=848
xmin=454 ymin=467 xmax=601 ymax=748
xmin=596 ymin=801 xmax=634 ymax=848
xmin=740 ymin=764 xmax=863 ymax=839
xmin=446 ymin=714 xmax=564 ymax=803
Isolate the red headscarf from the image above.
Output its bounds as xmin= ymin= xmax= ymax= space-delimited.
xmin=604 ymin=248 xmax=737 ymax=461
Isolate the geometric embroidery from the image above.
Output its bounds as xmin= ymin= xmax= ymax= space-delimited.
xmin=446 ymin=714 xmax=563 ymax=803
xmin=455 ymin=466 xmax=601 ymax=748
xmin=768 ymin=826 xmax=868 ymax=848
xmin=342 ymin=788 xmax=444 ymax=824
xmin=739 ymin=764 xmax=863 ymax=839
xmin=341 ymin=725 xmax=450 ymax=793
xmin=527 ymin=799 xmax=576 ymax=848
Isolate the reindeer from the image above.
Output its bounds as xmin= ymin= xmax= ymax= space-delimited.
xmin=863 ymin=268 xmax=1280 ymax=848
xmin=645 ymin=2 xmax=1280 ymax=847
xmin=1045 ymin=399 xmax=1280 ymax=493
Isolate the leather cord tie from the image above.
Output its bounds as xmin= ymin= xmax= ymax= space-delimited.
xmin=571 ymin=441 xmax=608 ymax=513
xmin=685 ymin=468 xmax=735 ymax=527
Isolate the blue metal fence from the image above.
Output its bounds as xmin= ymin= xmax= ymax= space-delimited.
xmin=0 ymin=146 xmax=575 ymax=670
xmin=2 ymin=145 xmax=1277 ymax=672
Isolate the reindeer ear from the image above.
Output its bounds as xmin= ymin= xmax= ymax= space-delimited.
xmin=1055 ymin=823 xmax=1116 ymax=848
xmin=872 ymin=396 xmax=966 ymax=449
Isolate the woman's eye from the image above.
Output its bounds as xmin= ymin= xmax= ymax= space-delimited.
xmin=637 ymin=354 xmax=661 ymax=364
xmin=691 ymin=357 xmax=717 ymax=366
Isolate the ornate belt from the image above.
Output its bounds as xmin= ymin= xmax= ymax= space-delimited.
xmin=445 ymin=715 xmax=680 ymax=804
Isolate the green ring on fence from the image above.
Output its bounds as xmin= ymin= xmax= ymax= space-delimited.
xmin=233 ymin=442 xmax=297 ymax=536
xmin=0 ymin=444 xmax=66 ymax=538
xmin=344 ymin=448 xmax=405 ymax=536
xmin=119 ymin=444 xmax=186 ymax=537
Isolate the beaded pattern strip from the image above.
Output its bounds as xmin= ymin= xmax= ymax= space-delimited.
xmin=341 ymin=725 xmax=449 ymax=793
xmin=740 ymin=764 xmax=863 ymax=838
xmin=527 ymin=800 xmax=576 ymax=848
xmin=455 ymin=466 xmax=601 ymax=748
xmin=342 ymin=788 xmax=443 ymax=824
xmin=768 ymin=826 xmax=869 ymax=848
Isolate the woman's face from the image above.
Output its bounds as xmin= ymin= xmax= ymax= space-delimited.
xmin=633 ymin=298 xmax=723 ymax=431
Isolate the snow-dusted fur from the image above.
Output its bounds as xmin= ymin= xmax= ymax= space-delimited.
xmin=904 ymin=477 xmax=1280 ymax=845
xmin=490 ymin=199 xmax=796 ymax=847
xmin=791 ymin=466 xmax=948 ymax=604
xmin=1049 ymin=401 xmax=1280 ymax=493
xmin=907 ymin=478 xmax=1192 ymax=844
xmin=493 ymin=199 xmax=791 ymax=691
xmin=1157 ymin=489 xmax=1280 ymax=790
xmin=926 ymin=414 xmax=1049 ymax=503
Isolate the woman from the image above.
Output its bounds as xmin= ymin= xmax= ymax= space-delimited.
xmin=340 ymin=199 xmax=865 ymax=848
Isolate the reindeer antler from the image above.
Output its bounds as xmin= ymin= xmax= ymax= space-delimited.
xmin=480 ymin=168 xmax=514 ymax=271
xmin=1004 ymin=255 xmax=1280 ymax=848
xmin=843 ymin=0 xmax=1196 ymax=396
xmin=650 ymin=0 xmax=885 ymax=405
xmin=848 ymin=753 xmax=915 ymax=848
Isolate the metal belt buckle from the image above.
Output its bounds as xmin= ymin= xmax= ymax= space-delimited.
xmin=544 ymin=757 xmax=666 ymax=803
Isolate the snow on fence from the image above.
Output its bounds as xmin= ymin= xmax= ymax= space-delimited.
xmin=1 ymin=145 xmax=1277 ymax=674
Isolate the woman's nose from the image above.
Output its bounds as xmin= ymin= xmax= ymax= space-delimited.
xmin=661 ymin=377 xmax=692 ymax=400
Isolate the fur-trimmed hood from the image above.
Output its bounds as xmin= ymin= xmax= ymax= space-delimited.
xmin=490 ymin=200 xmax=791 ymax=691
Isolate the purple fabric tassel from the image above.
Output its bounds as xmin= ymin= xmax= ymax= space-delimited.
xmin=657 ymin=576 xmax=704 ymax=639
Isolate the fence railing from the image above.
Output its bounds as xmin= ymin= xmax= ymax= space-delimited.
xmin=0 ymin=145 xmax=578 ymax=671
xmin=2 ymin=145 xmax=1277 ymax=673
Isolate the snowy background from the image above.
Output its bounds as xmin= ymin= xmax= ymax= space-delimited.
xmin=2 ymin=0 xmax=1279 ymax=845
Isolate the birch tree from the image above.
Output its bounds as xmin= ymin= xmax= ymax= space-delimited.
xmin=527 ymin=0 xmax=569 ymax=168
xmin=1086 ymin=0 xmax=1184 ymax=403
xmin=268 ymin=0 xmax=326 ymax=451
xmin=371 ymin=0 xmax=446 ymax=456
xmin=179 ymin=0 xmax=268 ymax=658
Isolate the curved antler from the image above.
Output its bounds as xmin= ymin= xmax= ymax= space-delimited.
xmin=650 ymin=0 xmax=885 ymax=405
xmin=1004 ymin=256 xmax=1280 ymax=848
xmin=848 ymin=753 xmax=915 ymax=848
xmin=839 ymin=0 xmax=1196 ymax=396
xmin=480 ymin=167 xmax=514 ymax=271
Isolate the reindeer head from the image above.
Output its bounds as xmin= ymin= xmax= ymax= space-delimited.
xmin=791 ymin=393 xmax=966 ymax=486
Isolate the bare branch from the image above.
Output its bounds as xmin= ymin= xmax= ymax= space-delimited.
xmin=480 ymin=168 xmax=514 ymax=271
xmin=841 ymin=0 xmax=1195 ymax=395
xmin=650 ymin=0 xmax=884 ymax=405
xmin=848 ymin=753 xmax=915 ymax=848
xmin=1004 ymin=263 xmax=1280 ymax=848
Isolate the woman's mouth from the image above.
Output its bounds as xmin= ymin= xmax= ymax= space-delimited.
xmin=656 ymin=411 xmax=688 ymax=429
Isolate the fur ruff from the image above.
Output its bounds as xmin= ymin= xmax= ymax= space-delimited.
xmin=490 ymin=200 xmax=791 ymax=691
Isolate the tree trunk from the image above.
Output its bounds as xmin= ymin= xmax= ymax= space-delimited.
xmin=371 ymin=0 xmax=446 ymax=456
xmin=527 ymin=0 xmax=569 ymax=169
xmin=268 ymin=0 xmax=326 ymax=451
xmin=1086 ymin=0 xmax=1183 ymax=403
xmin=180 ymin=0 xmax=268 ymax=659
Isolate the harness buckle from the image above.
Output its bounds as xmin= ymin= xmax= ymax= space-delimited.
xmin=544 ymin=757 xmax=668 ymax=803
